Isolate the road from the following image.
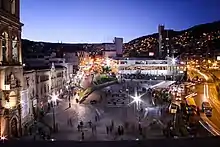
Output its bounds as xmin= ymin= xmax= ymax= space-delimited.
xmin=188 ymin=67 xmax=220 ymax=135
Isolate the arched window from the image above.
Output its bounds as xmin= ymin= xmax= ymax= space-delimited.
xmin=2 ymin=32 xmax=8 ymax=63
xmin=12 ymin=36 xmax=18 ymax=62
xmin=11 ymin=0 xmax=16 ymax=15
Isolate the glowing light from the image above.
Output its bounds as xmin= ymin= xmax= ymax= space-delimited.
xmin=49 ymin=93 xmax=61 ymax=102
xmin=128 ymin=92 xmax=145 ymax=110
xmin=172 ymin=58 xmax=176 ymax=64
xmin=0 ymin=136 xmax=7 ymax=141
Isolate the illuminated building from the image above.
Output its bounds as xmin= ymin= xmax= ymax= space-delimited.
xmin=115 ymin=57 xmax=180 ymax=76
xmin=0 ymin=0 xmax=24 ymax=138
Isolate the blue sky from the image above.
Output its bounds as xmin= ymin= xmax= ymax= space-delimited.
xmin=21 ymin=0 xmax=220 ymax=43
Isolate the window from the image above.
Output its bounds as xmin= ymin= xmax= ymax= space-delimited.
xmin=2 ymin=32 xmax=8 ymax=63
xmin=12 ymin=36 xmax=18 ymax=62
xmin=11 ymin=0 xmax=16 ymax=15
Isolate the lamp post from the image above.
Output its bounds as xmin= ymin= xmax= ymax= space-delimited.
xmin=128 ymin=92 xmax=145 ymax=122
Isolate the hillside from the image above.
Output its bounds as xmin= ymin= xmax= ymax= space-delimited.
xmin=22 ymin=20 xmax=220 ymax=58
xmin=124 ymin=21 xmax=220 ymax=57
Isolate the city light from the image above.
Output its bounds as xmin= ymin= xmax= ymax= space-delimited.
xmin=49 ymin=93 xmax=61 ymax=102
xmin=128 ymin=92 xmax=145 ymax=110
xmin=172 ymin=58 xmax=176 ymax=64
xmin=0 ymin=136 xmax=7 ymax=142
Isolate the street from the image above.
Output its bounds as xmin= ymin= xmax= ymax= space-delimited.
xmin=188 ymin=67 xmax=220 ymax=135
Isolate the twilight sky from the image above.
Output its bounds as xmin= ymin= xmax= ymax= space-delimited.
xmin=21 ymin=0 xmax=220 ymax=43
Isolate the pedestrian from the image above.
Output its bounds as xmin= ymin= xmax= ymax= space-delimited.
xmin=80 ymin=121 xmax=83 ymax=127
xmin=92 ymin=126 xmax=94 ymax=134
xmin=111 ymin=120 xmax=114 ymax=128
xmin=81 ymin=131 xmax=85 ymax=140
xmin=77 ymin=124 xmax=80 ymax=132
xmin=47 ymin=103 xmax=51 ymax=112
xmin=29 ymin=126 xmax=32 ymax=135
xmin=88 ymin=120 xmax=92 ymax=128
xmin=106 ymin=126 xmax=109 ymax=134
xmin=118 ymin=126 xmax=121 ymax=135
xmin=95 ymin=116 xmax=98 ymax=122
xmin=109 ymin=126 xmax=112 ymax=133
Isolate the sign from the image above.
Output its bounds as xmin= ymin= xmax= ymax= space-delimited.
xmin=20 ymin=90 xmax=29 ymax=119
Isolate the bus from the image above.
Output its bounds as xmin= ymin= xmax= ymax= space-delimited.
xmin=186 ymin=97 xmax=197 ymax=116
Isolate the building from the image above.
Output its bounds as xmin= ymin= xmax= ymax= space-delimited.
xmin=115 ymin=57 xmax=180 ymax=76
xmin=102 ymin=37 xmax=123 ymax=58
xmin=23 ymin=65 xmax=66 ymax=119
xmin=0 ymin=0 xmax=25 ymax=138
xmin=158 ymin=25 xmax=173 ymax=59
xmin=61 ymin=46 xmax=88 ymax=81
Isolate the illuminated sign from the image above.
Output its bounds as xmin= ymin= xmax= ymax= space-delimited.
xmin=217 ymin=56 xmax=220 ymax=61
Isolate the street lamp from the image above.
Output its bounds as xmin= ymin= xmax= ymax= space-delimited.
xmin=128 ymin=92 xmax=145 ymax=111
xmin=49 ymin=93 xmax=59 ymax=132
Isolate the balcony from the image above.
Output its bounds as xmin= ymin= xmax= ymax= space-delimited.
xmin=5 ymin=78 xmax=21 ymax=90
xmin=0 ymin=60 xmax=21 ymax=66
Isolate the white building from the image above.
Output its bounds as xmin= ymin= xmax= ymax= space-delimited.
xmin=23 ymin=65 xmax=66 ymax=118
xmin=116 ymin=57 xmax=179 ymax=75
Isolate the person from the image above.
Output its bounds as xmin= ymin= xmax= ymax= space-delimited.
xmin=88 ymin=120 xmax=92 ymax=128
xmin=121 ymin=126 xmax=124 ymax=135
xmin=81 ymin=131 xmax=85 ymax=140
xmin=106 ymin=126 xmax=109 ymax=134
xmin=69 ymin=118 xmax=73 ymax=127
xmin=118 ymin=126 xmax=121 ymax=135
xmin=29 ymin=126 xmax=32 ymax=135
xmin=80 ymin=121 xmax=83 ymax=127
xmin=111 ymin=120 xmax=114 ymax=129
xmin=77 ymin=124 xmax=80 ymax=132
